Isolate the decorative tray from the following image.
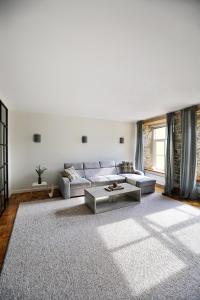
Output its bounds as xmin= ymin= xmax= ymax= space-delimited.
xmin=104 ymin=185 xmax=124 ymax=192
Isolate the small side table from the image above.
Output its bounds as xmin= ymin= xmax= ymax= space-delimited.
xmin=31 ymin=181 xmax=54 ymax=198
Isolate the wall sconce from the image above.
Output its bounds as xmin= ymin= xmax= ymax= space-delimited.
xmin=119 ymin=137 xmax=124 ymax=144
xmin=82 ymin=136 xmax=87 ymax=143
xmin=33 ymin=134 xmax=41 ymax=143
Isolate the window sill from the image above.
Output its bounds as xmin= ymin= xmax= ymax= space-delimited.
xmin=145 ymin=169 xmax=165 ymax=176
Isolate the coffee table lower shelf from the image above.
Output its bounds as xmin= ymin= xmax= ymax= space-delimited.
xmin=85 ymin=183 xmax=141 ymax=214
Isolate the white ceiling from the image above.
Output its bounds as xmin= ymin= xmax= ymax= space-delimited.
xmin=0 ymin=0 xmax=200 ymax=121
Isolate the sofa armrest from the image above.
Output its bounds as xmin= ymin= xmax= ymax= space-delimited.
xmin=58 ymin=174 xmax=71 ymax=199
xmin=134 ymin=170 xmax=144 ymax=176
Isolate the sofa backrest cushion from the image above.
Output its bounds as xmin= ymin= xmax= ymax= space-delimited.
xmin=84 ymin=167 xmax=117 ymax=178
xmin=64 ymin=162 xmax=85 ymax=178
xmin=84 ymin=160 xmax=117 ymax=178
xmin=63 ymin=161 xmax=119 ymax=179
xmin=83 ymin=161 xmax=99 ymax=178
xmin=99 ymin=167 xmax=117 ymax=176
xmin=64 ymin=162 xmax=83 ymax=170
xmin=84 ymin=161 xmax=100 ymax=169
xmin=99 ymin=160 xmax=115 ymax=168
xmin=99 ymin=161 xmax=117 ymax=176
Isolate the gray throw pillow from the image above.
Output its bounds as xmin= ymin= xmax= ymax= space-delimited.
xmin=121 ymin=161 xmax=134 ymax=173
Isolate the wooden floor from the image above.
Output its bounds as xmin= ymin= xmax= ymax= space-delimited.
xmin=0 ymin=186 xmax=199 ymax=270
xmin=156 ymin=185 xmax=200 ymax=208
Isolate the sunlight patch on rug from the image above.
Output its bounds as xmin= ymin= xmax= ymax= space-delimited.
xmin=145 ymin=207 xmax=192 ymax=228
xmin=98 ymin=218 xmax=149 ymax=250
xmin=112 ymin=237 xmax=186 ymax=296
xmin=173 ymin=223 xmax=200 ymax=255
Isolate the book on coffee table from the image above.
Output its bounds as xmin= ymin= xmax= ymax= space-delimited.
xmin=105 ymin=185 xmax=124 ymax=192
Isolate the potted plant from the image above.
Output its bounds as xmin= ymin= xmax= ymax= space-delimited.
xmin=35 ymin=165 xmax=47 ymax=184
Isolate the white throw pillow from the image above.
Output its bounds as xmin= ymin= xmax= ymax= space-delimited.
xmin=64 ymin=166 xmax=80 ymax=181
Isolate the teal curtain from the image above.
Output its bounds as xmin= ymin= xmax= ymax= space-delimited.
xmin=135 ymin=121 xmax=144 ymax=171
xmin=164 ymin=112 xmax=175 ymax=195
xmin=180 ymin=106 xmax=197 ymax=199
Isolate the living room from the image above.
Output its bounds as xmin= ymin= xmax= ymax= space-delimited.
xmin=1 ymin=0 xmax=200 ymax=299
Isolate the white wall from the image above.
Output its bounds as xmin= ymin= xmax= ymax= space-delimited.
xmin=9 ymin=111 xmax=135 ymax=193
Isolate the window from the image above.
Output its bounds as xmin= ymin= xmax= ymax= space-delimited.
xmin=153 ymin=126 xmax=166 ymax=173
xmin=0 ymin=100 xmax=8 ymax=216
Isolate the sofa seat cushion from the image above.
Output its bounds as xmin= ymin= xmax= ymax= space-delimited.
xmin=126 ymin=174 xmax=156 ymax=187
xmin=120 ymin=173 xmax=144 ymax=181
xmin=135 ymin=177 xmax=156 ymax=187
xmin=88 ymin=176 xmax=110 ymax=186
xmin=70 ymin=178 xmax=91 ymax=189
xmin=105 ymin=175 xmax=125 ymax=183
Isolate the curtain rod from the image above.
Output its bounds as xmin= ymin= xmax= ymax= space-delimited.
xmin=142 ymin=103 xmax=200 ymax=123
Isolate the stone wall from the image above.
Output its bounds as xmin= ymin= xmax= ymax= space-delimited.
xmin=174 ymin=112 xmax=182 ymax=187
xmin=143 ymin=124 xmax=153 ymax=170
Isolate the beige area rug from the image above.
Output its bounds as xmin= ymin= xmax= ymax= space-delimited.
xmin=1 ymin=193 xmax=200 ymax=299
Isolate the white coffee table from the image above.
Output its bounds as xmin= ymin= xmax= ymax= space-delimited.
xmin=85 ymin=183 xmax=141 ymax=214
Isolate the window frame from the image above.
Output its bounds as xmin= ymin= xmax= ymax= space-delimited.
xmin=0 ymin=100 xmax=8 ymax=216
xmin=152 ymin=125 xmax=167 ymax=173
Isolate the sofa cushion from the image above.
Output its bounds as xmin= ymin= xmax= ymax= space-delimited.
xmin=120 ymin=173 xmax=145 ymax=184
xmin=99 ymin=160 xmax=115 ymax=168
xmin=135 ymin=177 xmax=156 ymax=187
xmin=98 ymin=167 xmax=117 ymax=176
xmin=64 ymin=167 xmax=81 ymax=181
xmin=85 ymin=167 xmax=117 ymax=178
xmin=120 ymin=173 xmax=143 ymax=179
xmin=121 ymin=161 xmax=134 ymax=173
xmin=84 ymin=161 xmax=100 ymax=169
xmin=105 ymin=175 xmax=125 ymax=183
xmin=125 ymin=174 xmax=156 ymax=187
xmin=70 ymin=178 xmax=91 ymax=189
xmin=88 ymin=176 xmax=110 ymax=186
xmin=64 ymin=162 xmax=83 ymax=170
xmin=64 ymin=163 xmax=85 ymax=178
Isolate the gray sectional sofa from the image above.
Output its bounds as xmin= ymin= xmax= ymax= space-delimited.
xmin=58 ymin=160 xmax=156 ymax=199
